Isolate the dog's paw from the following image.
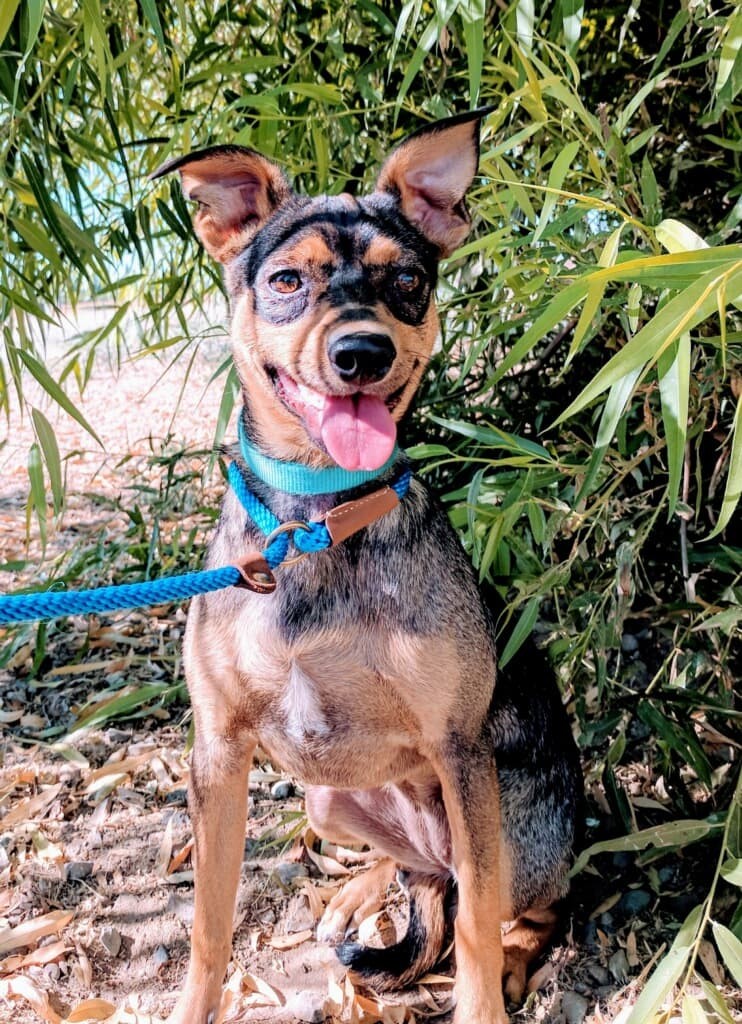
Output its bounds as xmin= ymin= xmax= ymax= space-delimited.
xmin=317 ymin=907 xmax=349 ymax=945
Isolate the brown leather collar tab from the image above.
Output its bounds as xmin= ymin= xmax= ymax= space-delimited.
xmin=234 ymin=553 xmax=277 ymax=594
xmin=324 ymin=485 xmax=400 ymax=546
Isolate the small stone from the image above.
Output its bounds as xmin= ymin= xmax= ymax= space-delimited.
xmin=153 ymin=944 xmax=170 ymax=967
xmin=619 ymin=889 xmax=651 ymax=916
xmin=562 ymin=990 xmax=589 ymax=1024
xmin=611 ymin=851 xmax=632 ymax=870
xmin=276 ymin=862 xmax=309 ymax=887
xmin=100 ymin=927 xmax=121 ymax=958
xmin=587 ymin=964 xmax=611 ymax=986
xmin=105 ymin=728 xmax=132 ymax=744
xmin=599 ymin=911 xmax=615 ymax=933
xmin=167 ymin=893 xmax=194 ymax=925
xmin=621 ymin=633 xmax=639 ymax=653
xmin=282 ymin=990 xmax=327 ymax=1023
xmin=64 ymin=861 xmax=94 ymax=882
xmin=270 ymin=780 xmax=293 ymax=801
xmin=165 ymin=788 xmax=188 ymax=805
xmin=609 ymin=948 xmax=630 ymax=983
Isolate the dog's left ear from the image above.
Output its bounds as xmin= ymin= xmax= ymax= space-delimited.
xmin=376 ymin=107 xmax=492 ymax=257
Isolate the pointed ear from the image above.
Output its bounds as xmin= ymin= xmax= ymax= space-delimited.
xmin=151 ymin=145 xmax=292 ymax=263
xmin=375 ymin=108 xmax=492 ymax=257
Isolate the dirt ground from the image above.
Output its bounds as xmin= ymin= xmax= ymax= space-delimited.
xmin=0 ymin=341 xmax=739 ymax=1024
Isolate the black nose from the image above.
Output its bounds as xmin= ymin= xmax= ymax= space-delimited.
xmin=328 ymin=333 xmax=396 ymax=385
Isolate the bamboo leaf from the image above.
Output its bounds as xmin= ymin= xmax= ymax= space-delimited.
xmin=555 ymin=261 xmax=742 ymax=425
xmin=13 ymin=348 xmax=104 ymax=448
xmin=657 ymin=333 xmax=691 ymax=517
xmin=706 ymin=393 xmax=742 ymax=539
xmin=533 ymin=140 xmax=580 ymax=242
xmin=656 ymin=218 xmax=709 ymax=253
xmin=0 ymin=0 xmax=21 ymax=47
xmin=717 ymin=7 xmax=742 ymax=94
xmin=624 ymin=905 xmax=703 ymax=1024
xmin=515 ymin=0 xmax=535 ymax=52
xmin=499 ymin=597 xmax=541 ymax=669
xmin=682 ymin=994 xmax=711 ymax=1024
xmin=429 ymin=416 xmax=552 ymax=460
xmin=577 ymin=366 xmax=644 ymax=500
xmin=460 ymin=0 xmax=485 ymax=102
xmin=712 ymin=921 xmax=742 ymax=987
xmin=31 ymin=408 xmax=63 ymax=515
xmin=721 ymin=858 xmax=742 ymax=887
xmin=699 ymin=979 xmax=737 ymax=1024
xmin=571 ymin=820 xmax=721 ymax=876
xmin=140 ymin=0 xmax=167 ymax=53
xmin=27 ymin=442 xmax=47 ymax=546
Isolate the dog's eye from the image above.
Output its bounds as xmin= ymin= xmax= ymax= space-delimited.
xmin=269 ymin=270 xmax=302 ymax=294
xmin=395 ymin=270 xmax=421 ymax=293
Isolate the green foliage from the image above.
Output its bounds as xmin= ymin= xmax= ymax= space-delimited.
xmin=1 ymin=0 xmax=741 ymax=1015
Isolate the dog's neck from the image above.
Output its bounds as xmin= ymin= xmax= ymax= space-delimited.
xmin=238 ymin=413 xmax=400 ymax=497
xmin=234 ymin=407 xmax=406 ymax=526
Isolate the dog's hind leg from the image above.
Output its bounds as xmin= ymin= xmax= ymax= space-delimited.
xmin=168 ymin=726 xmax=254 ymax=1024
xmin=501 ymin=902 xmax=560 ymax=1003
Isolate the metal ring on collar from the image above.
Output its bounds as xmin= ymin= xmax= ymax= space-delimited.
xmin=264 ymin=520 xmax=312 ymax=566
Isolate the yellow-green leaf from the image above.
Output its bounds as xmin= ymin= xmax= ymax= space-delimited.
xmin=712 ymin=920 xmax=742 ymax=987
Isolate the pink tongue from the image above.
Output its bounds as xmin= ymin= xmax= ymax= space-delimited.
xmin=320 ymin=394 xmax=397 ymax=471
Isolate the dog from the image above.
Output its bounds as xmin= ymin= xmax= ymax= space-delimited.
xmin=152 ymin=109 xmax=581 ymax=1024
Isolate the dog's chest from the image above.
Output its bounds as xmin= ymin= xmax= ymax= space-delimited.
xmin=229 ymin=597 xmax=460 ymax=788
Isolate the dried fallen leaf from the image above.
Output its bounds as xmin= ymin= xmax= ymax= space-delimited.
xmin=65 ymin=997 xmax=117 ymax=1021
xmin=698 ymin=938 xmax=725 ymax=986
xmin=268 ymin=928 xmax=313 ymax=950
xmin=87 ymin=752 xmax=159 ymax=784
xmin=589 ymin=891 xmax=622 ymax=918
xmin=31 ymin=830 xmax=65 ymax=863
xmin=304 ymin=842 xmax=350 ymax=878
xmin=0 ymin=974 xmax=62 ymax=1023
xmin=72 ymin=943 xmax=93 ymax=988
xmin=1 ymin=784 xmax=62 ymax=828
xmin=527 ymin=959 xmax=558 ymax=993
xmin=167 ymin=840 xmax=193 ymax=875
xmin=295 ymin=878 xmax=338 ymax=920
xmin=0 ymin=909 xmax=73 ymax=955
xmin=216 ymin=966 xmax=285 ymax=1023
xmin=357 ymin=911 xmax=395 ymax=948
xmin=0 ymin=939 xmax=71 ymax=975
xmin=0 ymin=710 xmax=24 ymax=725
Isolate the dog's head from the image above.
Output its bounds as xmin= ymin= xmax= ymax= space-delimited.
xmin=153 ymin=110 xmax=489 ymax=470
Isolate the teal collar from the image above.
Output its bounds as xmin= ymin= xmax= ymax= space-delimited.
xmin=238 ymin=413 xmax=402 ymax=496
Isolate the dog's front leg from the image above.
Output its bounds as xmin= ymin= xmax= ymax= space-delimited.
xmin=434 ymin=739 xmax=509 ymax=1024
xmin=168 ymin=727 xmax=254 ymax=1024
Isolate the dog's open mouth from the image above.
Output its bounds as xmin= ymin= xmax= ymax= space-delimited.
xmin=267 ymin=367 xmax=407 ymax=471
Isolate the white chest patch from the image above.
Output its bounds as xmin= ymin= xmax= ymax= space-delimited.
xmin=281 ymin=661 xmax=331 ymax=742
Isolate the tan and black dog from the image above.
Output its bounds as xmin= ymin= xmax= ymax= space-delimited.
xmin=153 ymin=110 xmax=581 ymax=1024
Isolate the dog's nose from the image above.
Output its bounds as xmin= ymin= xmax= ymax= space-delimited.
xmin=328 ymin=333 xmax=396 ymax=385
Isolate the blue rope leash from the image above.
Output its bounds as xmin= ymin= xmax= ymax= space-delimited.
xmin=0 ymin=566 xmax=242 ymax=624
xmin=0 ymin=463 xmax=413 ymax=625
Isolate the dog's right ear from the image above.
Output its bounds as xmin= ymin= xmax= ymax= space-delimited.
xmin=151 ymin=145 xmax=292 ymax=264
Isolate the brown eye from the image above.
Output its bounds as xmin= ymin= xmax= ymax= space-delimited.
xmin=395 ymin=270 xmax=421 ymax=292
xmin=269 ymin=270 xmax=302 ymax=294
